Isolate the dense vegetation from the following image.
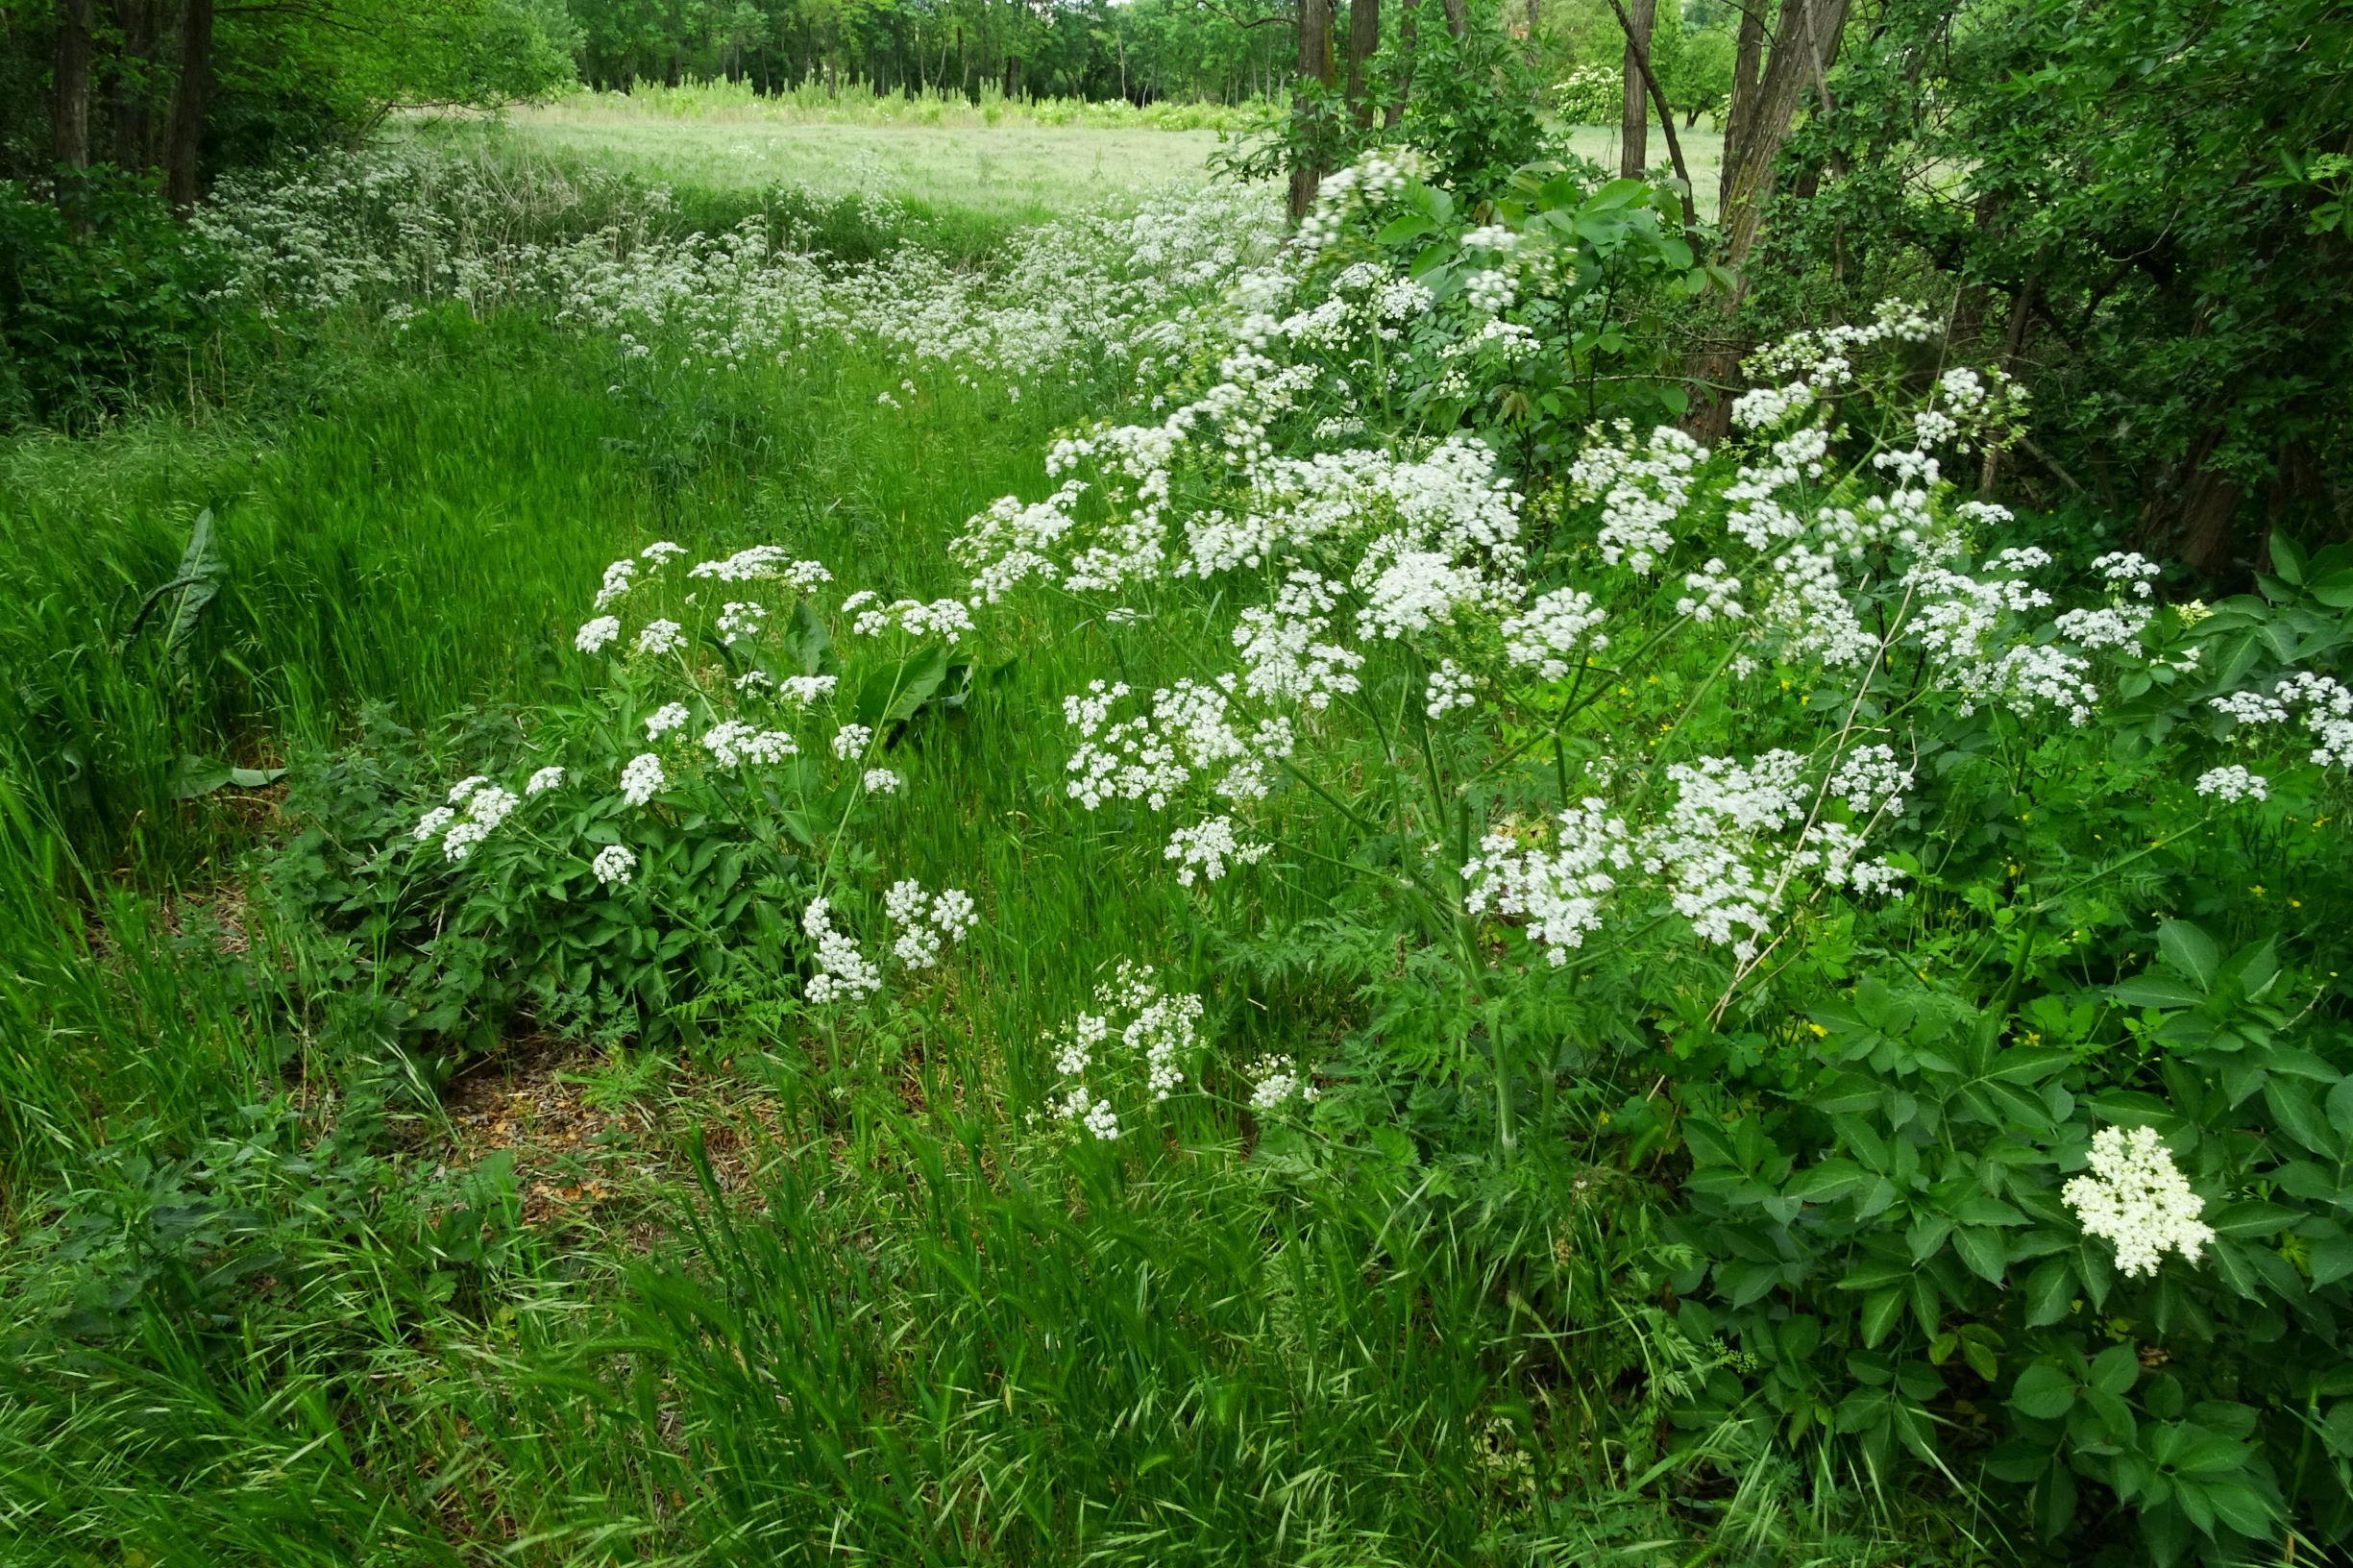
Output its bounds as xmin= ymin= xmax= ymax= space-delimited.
xmin=5 ymin=0 xmax=2353 ymax=1563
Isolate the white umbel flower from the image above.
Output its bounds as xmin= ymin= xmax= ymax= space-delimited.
xmin=591 ymin=845 xmax=636 ymax=886
xmin=620 ymin=752 xmax=665 ymax=807
xmin=526 ymin=766 xmax=565 ymax=796
xmin=2062 ymin=1125 xmax=2217 ymax=1279
xmin=2194 ymin=766 xmax=2268 ymax=803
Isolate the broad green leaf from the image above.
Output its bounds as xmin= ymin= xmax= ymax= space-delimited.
xmin=2022 ymin=1257 xmax=2076 ymax=1327
xmin=2157 ymin=920 xmax=2219 ymax=990
xmin=2011 ymin=1362 xmax=2077 ymax=1420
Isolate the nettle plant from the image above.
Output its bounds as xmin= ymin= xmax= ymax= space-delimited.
xmin=957 ymin=159 xmax=2353 ymax=1561
xmin=355 ymin=543 xmax=984 ymax=1056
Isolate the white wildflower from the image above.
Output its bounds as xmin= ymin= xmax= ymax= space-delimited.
xmin=620 ymin=752 xmax=665 ymax=807
xmin=2062 ymin=1125 xmax=2216 ymax=1279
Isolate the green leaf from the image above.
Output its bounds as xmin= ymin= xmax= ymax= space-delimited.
xmin=1859 ymin=1286 xmax=1904 ymax=1347
xmin=2022 ymin=1257 xmax=2076 ymax=1327
xmin=1953 ymin=1226 xmax=2009 ymax=1285
xmin=168 ymin=754 xmax=286 ymax=801
xmin=2270 ymin=531 xmax=2308 ymax=585
xmin=2157 ymin=920 xmax=2219 ymax=990
xmin=1374 ymin=213 xmax=1438 ymax=246
xmin=2327 ymin=1075 xmax=2353 ymax=1139
xmin=2011 ymin=1361 xmax=2077 ymax=1420
xmin=2090 ymin=1342 xmax=2140 ymax=1395
xmin=2113 ymin=975 xmax=2207 ymax=1011
xmin=2308 ymin=1236 xmax=2353 ymax=1289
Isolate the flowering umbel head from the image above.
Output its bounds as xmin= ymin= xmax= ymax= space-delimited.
xmin=2061 ymin=1124 xmax=2216 ymax=1279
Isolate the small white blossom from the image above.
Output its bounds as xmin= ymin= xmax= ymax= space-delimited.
xmin=526 ymin=766 xmax=565 ymax=796
xmin=645 ymin=702 xmax=690 ymax=739
xmin=575 ymin=616 xmax=622 ymax=654
xmin=591 ymin=845 xmax=636 ymax=885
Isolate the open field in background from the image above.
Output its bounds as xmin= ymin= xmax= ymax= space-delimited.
xmin=404 ymin=110 xmax=1230 ymax=232
xmin=407 ymin=95 xmax=1725 ymax=229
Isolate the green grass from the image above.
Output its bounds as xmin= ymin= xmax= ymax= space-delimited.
xmin=0 ymin=130 xmax=1987 ymax=1567
xmin=404 ymin=104 xmax=1229 ymax=238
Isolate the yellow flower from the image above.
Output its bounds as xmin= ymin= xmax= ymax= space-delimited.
xmin=1806 ymin=1022 xmax=1826 ymax=1038
xmin=2250 ymin=885 xmax=2266 ymax=897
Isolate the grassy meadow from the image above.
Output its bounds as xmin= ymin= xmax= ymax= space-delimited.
xmin=10 ymin=86 xmax=2337 ymax=1568
xmin=0 ymin=117 xmax=1808 ymax=1567
xmin=404 ymin=106 xmax=1228 ymax=235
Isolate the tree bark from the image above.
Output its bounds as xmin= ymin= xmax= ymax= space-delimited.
xmin=1717 ymin=0 xmax=1848 ymax=282
xmin=1345 ymin=0 xmax=1379 ymax=126
xmin=1386 ymin=0 xmax=1418 ymax=126
xmin=1605 ymin=0 xmax=1697 ymax=228
xmin=1720 ymin=0 xmax=1764 ymax=216
xmin=164 ymin=0 xmax=210 ymax=208
xmin=52 ymin=0 xmax=95 ymax=172
xmin=1288 ymin=0 xmax=1336 ymax=220
xmin=1688 ymin=0 xmax=1851 ymax=437
xmin=1441 ymin=0 xmax=1466 ymax=41
xmin=108 ymin=0 xmax=161 ymax=170
xmin=1618 ymin=0 xmax=1655 ymax=179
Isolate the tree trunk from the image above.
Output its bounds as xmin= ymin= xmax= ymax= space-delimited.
xmin=1441 ymin=0 xmax=1466 ymax=41
xmin=1618 ymin=0 xmax=1655 ymax=180
xmin=1720 ymin=0 xmax=1764 ymax=216
xmin=1525 ymin=0 xmax=1542 ymax=68
xmin=1717 ymin=0 xmax=1848 ymax=282
xmin=1387 ymin=0 xmax=1417 ymax=126
xmin=164 ymin=0 xmax=210 ymax=208
xmin=52 ymin=0 xmax=95 ymax=172
xmin=1688 ymin=0 xmax=1851 ymax=437
xmin=1606 ymin=0 xmax=1698 ymax=227
xmin=108 ymin=0 xmax=161 ymax=169
xmin=1288 ymin=0 xmax=1336 ymax=219
xmin=1345 ymin=0 xmax=1379 ymax=125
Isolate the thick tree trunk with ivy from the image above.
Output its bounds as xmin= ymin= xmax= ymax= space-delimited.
xmin=163 ymin=0 xmax=209 ymax=208
xmin=51 ymin=0 xmax=94 ymax=172
xmin=1345 ymin=0 xmax=1379 ymax=126
xmin=1288 ymin=0 xmax=1336 ymax=220
xmin=1617 ymin=0 xmax=1654 ymax=180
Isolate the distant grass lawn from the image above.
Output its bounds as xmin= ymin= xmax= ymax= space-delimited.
xmin=402 ymin=107 xmax=1229 ymax=230
xmin=401 ymin=100 xmax=1726 ymax=230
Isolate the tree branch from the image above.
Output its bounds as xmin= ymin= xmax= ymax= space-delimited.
xmin=1602 ymin=0 xmax=1698 ymax=230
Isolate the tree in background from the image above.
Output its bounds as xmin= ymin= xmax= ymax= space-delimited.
xmin=1746 ymin=0 xmax=2353 ymax=569
xmin=1 ymin=0 xmax=576 ymax=190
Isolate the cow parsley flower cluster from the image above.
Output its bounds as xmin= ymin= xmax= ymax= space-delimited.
xmin=801 ymin=896 xmax=884 ymax=1005
xmin=885 ymin=878 xmax=978 ymax=968
xmin=1042 ymin=965 xmax=1211 ymax=1139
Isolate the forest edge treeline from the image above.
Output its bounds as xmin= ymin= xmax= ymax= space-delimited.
xmin=1 ymin=0 xmax=2348 ymax=576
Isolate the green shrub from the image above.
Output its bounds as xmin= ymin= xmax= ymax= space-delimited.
xmin=0 ymin=172 xmax=227 ymax=426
